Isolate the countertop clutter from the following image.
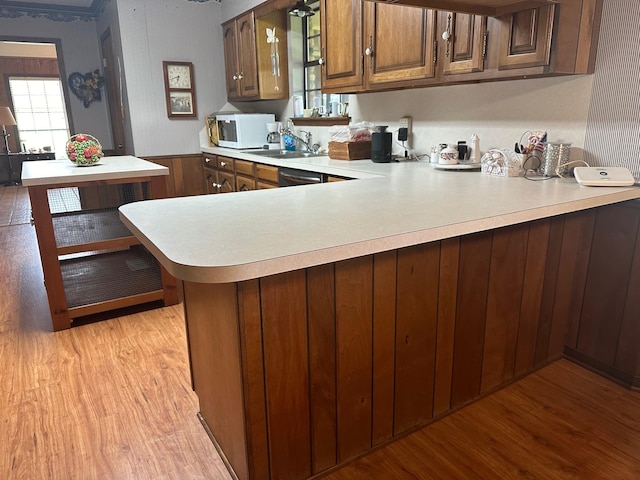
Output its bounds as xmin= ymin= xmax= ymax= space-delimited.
xmin=119 ymin=147 xmax=640 ymax=284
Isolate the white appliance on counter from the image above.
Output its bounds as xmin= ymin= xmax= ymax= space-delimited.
xmin=215 ymin=112 xmax=275 ymax=149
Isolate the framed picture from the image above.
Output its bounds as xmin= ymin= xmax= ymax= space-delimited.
xmin=206 ymin=115 xmax=218 ymax=146
xmin=163 ymin=61 xmax=197 ymax=119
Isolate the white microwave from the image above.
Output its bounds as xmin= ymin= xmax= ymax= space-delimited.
xmin=215 ymin=112 xmax=275 ymax=149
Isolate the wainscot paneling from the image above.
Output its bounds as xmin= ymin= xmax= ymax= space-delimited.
xmin=184 ymin=200 xmax=640 ymax=480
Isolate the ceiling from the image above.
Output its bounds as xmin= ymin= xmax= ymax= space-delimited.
xmin=0 ymin=0 xmax=221 ymax=22
xmin=0 ymin=0 xmax=104 ymax=21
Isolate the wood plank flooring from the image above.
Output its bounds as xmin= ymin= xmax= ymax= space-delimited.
xmin=0 ymin=185 xmax=31 ymax=226
xmin=1 ymin=222 xmax=639 ymax=479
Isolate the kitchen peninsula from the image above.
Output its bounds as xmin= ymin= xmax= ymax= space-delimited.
xmin=120 ymin=154 xmax=640 ymax=480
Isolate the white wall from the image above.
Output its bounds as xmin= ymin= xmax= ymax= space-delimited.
xmin=583 ymin=0 xmax=640 ymax=180
xmin=347 ymin=75 xmax=593 ymax=161
xmin=96 ymin=0 xmax=129 ymax=153
xmin=116 ymin=0 xmax=227 ymax=156
xmin=0 ymin=15 xmax=113 ymax=151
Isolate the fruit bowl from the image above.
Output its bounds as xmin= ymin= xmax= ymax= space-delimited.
xmin=66 ymin=133 xmax=103 ymax=166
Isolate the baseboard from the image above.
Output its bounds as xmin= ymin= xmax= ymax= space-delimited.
xmin=564 ymin=347 xmax=640 ymax=391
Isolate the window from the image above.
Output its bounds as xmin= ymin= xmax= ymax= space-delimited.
xmin=302 ymin=2 xmax=347 ymax=116
xmin=9 ymin=77 xmax=70 ymax=156
xmin=302 ymin=1 xmax=322 ymax=109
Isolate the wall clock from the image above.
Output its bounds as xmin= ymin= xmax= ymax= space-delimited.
xmin=163 ymin=61 xmax=197 ymax=119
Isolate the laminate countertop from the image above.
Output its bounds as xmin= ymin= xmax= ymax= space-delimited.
xmin=21 ymin=155 xmax=169 ymax=186
xmin=119 ymin=148 xmax=640 ymax=283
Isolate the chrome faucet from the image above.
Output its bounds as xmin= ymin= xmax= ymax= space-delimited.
xmin=281 ymin=128 xmax=320 ymax=153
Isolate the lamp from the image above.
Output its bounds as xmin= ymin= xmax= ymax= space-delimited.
xmin=288 ymin=0 xmax=315 ymax=17
xmin=0 ymin=106 xmax=17 ymax=154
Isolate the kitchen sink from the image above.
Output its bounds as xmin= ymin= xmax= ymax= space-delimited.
xmin=244 ymin=149 xmax=327 ymax=159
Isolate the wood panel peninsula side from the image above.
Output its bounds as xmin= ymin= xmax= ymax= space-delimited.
xmin=22 ymin=156 xmax=179 ymax=331
xmin=119 ymin=155 xmax=640 ymax=480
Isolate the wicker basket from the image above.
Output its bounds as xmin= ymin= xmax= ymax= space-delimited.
xmin=328 ymin=141 xmax=371 ymax=160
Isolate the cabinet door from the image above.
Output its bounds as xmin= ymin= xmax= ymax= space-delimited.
xmin=255 ymin=10 xmax=289 ymax=100
xmin=364 ymin=2 xmax=437 ymax=88
xmin=321 ymin=0 xmax=364 ymax=92
xmin=237 ymin=12 xmax=260 ymax=99
xmin=204 ymin=166 xmax=220 ymax=194
xmin=236 ymin=174 xmax=256 ymax=192
xmin=218 ymin=170 xmax=235 ymax=194
xmin=222 ymin=20 xmax=241 ymax=100
xmin=497 ymin=5 xmax=555 ymax=70
xmin=441 ymin=12 xmax=487 ymax=76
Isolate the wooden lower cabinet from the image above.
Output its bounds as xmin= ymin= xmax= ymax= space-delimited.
xmin=256 ymin=163 xmax=278 ymax=189
xmin=144 ymin=154 xmax=206 ymax=197
xmin=183 ymin=202 xmax=640 ymax=480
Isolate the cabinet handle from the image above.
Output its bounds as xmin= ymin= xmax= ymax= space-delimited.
xmin=443 ymin=13 xmax=452 ymax=58
xmin=482 ymin=31 xmax=489 ymax=59
xmin=365 ymin=36 xmax=374 ymax=71
xmin=365 ymin=35 xmax=373 ymax=56
xmin=433 ymin=40 xmax=438 ymax=65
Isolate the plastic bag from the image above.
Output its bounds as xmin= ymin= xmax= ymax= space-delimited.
xmin=328 ymin=121 xmax=376 ymax=143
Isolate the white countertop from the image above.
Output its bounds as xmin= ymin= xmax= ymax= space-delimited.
xmin=119 ymin=148 xmax=640 ymax=284
xmin=21 ymin=155 xmax=169 ymax=186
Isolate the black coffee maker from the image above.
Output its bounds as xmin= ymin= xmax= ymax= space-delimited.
xmin=371 ymin=126 xmax=392 ymax=163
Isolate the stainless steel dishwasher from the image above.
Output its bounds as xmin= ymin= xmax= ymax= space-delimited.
xmin=278 ymin=167 xmax=324 ymax=187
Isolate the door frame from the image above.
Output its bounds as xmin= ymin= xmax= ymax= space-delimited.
xmin=0 ymin=36 xmax=75 ymax=139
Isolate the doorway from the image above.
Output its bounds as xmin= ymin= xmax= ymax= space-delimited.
xmin=100 ymin=28 xmax=126 ymax=156
xmin=0 ymin=38 xmax=74 ymax=154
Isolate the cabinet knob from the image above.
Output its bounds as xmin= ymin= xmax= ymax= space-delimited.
xmin=238 ymin=73 xmax=244 ymax=80
xmin=318 ymin=57 xmax=324 ymax=65
xmin=365 ymin=47 xmax=373 ymax=56
xmin=233 ymin=74 xmax=238 ymax=80
xmin=205 ymin=157 xmax=211 ymax=163
xmin=220 ymin=161 xmax=227 ymax=167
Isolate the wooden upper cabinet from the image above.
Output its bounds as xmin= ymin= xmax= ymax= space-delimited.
xmin=319 ymin=0 xmax=602 ymax=92
xmin=222 ymin=9 xmax=289 ymax=101
xmin=364 ymin=2 xmax=437 ymax=88
xmin=497 ymin=4 xmax=554 ymax=70
xmin=222 ymin=13 xmax=259 ymax=100
xmin=237 ymin=12 xmax=260 ymax=98
xmin=321 ymin=0 xmax=365 ymax=92
xmin=255 ymin=10 xmax=290 ymax=99
xmin=222 ymin=21 xmax=242 ymax=100
xmin=441 ymin=11 xmax=487 ymax=76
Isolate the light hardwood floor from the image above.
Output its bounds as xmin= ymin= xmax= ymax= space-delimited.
xmin=1 ymin=221 xmax=639 ymax=479
xmin=1 ymin=223 xmax=231 ymax=479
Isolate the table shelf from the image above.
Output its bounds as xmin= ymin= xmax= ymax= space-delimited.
xmin=62 ymin=246 xmax=164 ymax=315
xmin=53 ymin=208 xmax=138 ymax=255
